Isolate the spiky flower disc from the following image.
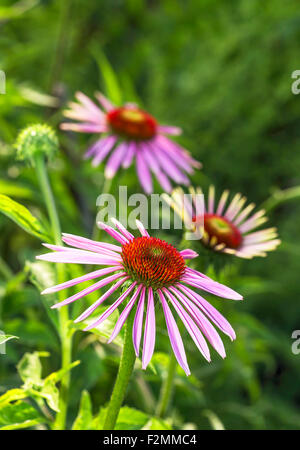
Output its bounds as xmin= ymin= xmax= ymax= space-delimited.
xmin=122 ymin=236 xmax=185 ymax=289
xmin=37 ymin=219 xmax=243 ymax=375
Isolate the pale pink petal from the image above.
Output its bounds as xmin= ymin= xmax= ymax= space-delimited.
xmin=132 ymin=286 xmax=146 ymax=356
xmin=163 ymin=288 xmax=210 ymax=361
xmin=42 ymin=266 xmax=122 ymax=295
xmin=111 ymin=218 xmax=134 ymax=241
xmin=108 ymin=285 xmax=143 ymax=343
xmin=92 ymin=136 xmax=117 ymax=167
xmin=95 ymin=91 xmax=115 ymax=112
xmin=51 ymin=272 xmax=126 ymax=309
xmin=157 ymin=289 xmax=190 ymax=375
xmin=74 ymin=276 xmax=129 ymax=323
xmin=142 ymin=287 xmax=156 ymax=369
xmin=158 ymin=125 xmax=182 ymax=135
xmin=84 ymin=282 xmax=137 ymax=330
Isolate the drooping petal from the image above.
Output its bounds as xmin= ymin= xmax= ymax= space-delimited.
xmin=74 ymin=276 xmax=129 ymax=323
xmin=108 ymin=285 xmax=143 ymax=343
xmin=132 ymin=286 xmax=146 ymax=356
xmin=170 ymin=286 xmax=226 ymax=358
xmin=163 ymin=288 xmax=211 ymax=361
xmin=157 ymin=290 xmax=190 ymax=375
xmin=142 ymin=288 xmax=156 ymax=369
xmin=84 ymin=282 xmax=137 ymax=331
xmin=181 ymin=272 xmax=243 ymax=301
xmin=174 ymin=284 xmax=236 ymax=341
xmin=51 ymin=272 xmax=126 ymax=309
xmin=42 ymin=265 xmax=122 ymax=295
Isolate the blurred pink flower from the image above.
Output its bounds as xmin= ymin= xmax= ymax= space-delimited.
xmin=61 ymin=92 xmax=201 ymax=193
xmin=164 ymin=186 xmax=281 ymax=258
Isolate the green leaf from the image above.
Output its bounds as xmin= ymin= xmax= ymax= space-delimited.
xmin=0 ymin=389 xmax=27 ymax=407
xmin=0 ymin=179 xmax=35 ymax=199
xmin=25 ymin=260 xmax=59 ymax=330
xmin=93 ymin=49 xmax=122 ymax=105
xmin=0 ymin=194 xmax=50 ymax=241
xmin=142 ymin=417 xmax=172 ymax=430
xmin=0 ymin=334 xmax=18 ymax=345
xmin=72 ymin=390 xmax=93 ymax=430
xmin=75 ymin=307 xmax=124 ymax=347
xmin=17 ymin=351 xmax=48 ymax=387
xmin=0 ymin=401 xmax=45 ymax=430
xmin=115 ymin=407 xmax=149 ymax=430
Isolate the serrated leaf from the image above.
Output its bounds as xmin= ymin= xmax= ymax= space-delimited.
xmin=0 ymin=194 xmax=50 ymax=241
xmin=0 ymin=389 xmax=27 ymax=407
xmin=17 ymin=351 xmax=48 ymax=387
xmin=72 ymin=390 xmax=93 ymax=430
xmin=0 ymin=401 xmax=45 ymax=430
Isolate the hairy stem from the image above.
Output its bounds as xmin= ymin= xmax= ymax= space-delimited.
xmin=102 ymin=311 xmax=136 ymax=430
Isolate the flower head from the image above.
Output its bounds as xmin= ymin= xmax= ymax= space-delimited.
xmin=60 ymin=92 xmax=201 ymax=193
xmin=15 ymin=123 xmax=58 ymax=165
xmin=164 ymin=186 xmax=281 ymax=259
xmin=37 ymin=219 xmax=242 ymax=375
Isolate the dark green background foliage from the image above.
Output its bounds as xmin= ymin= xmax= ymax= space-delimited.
xmin=0 ymin=0 xmax=300 ymax=430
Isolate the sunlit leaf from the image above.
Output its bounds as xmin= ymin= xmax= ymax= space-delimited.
xmin=0 ymin=194 xmax=50 ymax=241
xmin=72 ymin=390 xmax=93 ymax=430
xmin=0 ymin=401 xmax=45 ymax=430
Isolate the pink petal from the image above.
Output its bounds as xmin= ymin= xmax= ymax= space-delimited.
xmin=84 ymin=282 xmax=137 ymax=330
xmin=42 ymin=265 xmax=122 ymax=295
xmin=51 ymin=272 xmax=126 ymax=309
xmin=108 ymin=285 xmax=143 ymax=343
xmin=132 ymin=286 xmax=146 ymax=356
xmin=142 ymin=288 xmax=156 ymax=369
xmin=74 ymin=276 xmax=129 ymax=323
xmin=157 ymin=290 xmax=190 ymax=376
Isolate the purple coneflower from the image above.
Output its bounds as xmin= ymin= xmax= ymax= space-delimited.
xmin=37 ymin=219 xmax=242 ymax=375
xmin=164 ymin=186 xmax=281 ymax=259
xmin=60 ymin=92 xmax=201 ymax=193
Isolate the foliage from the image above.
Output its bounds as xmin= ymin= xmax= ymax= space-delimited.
xmin=0 ymin=0 xmax=299 ymax=430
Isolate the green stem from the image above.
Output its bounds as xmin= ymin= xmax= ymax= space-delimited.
xmin=34 ymin=154 xmax=72 ymax=430
xmin=156 ymin=352 xmax=177 ymax=418
xmin=102 ymin=311 xmax=136 ymax=430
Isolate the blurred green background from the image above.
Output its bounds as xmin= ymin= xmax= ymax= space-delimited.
xmin=0 ymin=0 xmax=300 ymax=430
